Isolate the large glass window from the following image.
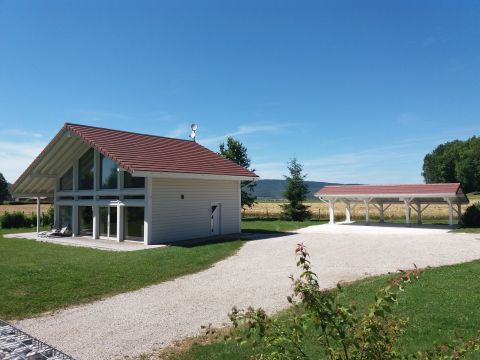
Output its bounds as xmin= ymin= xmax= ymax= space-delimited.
xmin=59 ymin=206 xmax=72 ymax=228
xmin=78 ymin=206 xmax=93 ymax=236
xmin=100 ymin=154 xmax=118 ymax=189
xmin=59 ymin=167 xmax=73 ymax=191
xmin=78 ymin=148 xmax=94 ymax=190
xmin=124 ymin=207 xmax=144 ymax=241
xmin=124 ymin=172 xmax=145 ymax=189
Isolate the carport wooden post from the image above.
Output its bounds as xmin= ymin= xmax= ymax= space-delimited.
xmin=403 ymin=198 xmax=412 ymax=226
xmin=328 ymin=199 xmax=336 ymax=224
xmin=36 ymin=197 xmax=40 ymax=237
xmin=379 ymin=203 xmax=385 ymax=223
xmin=345 ymin=201 xmax=351 ymax=223
xmin=457 ymin=204 xmax=462 ymax=225
xmin=445 ymin=198 xmax=454 ymax=226
xmin=364 ymin=199 xmax=370 ymax=224
xmin=417 ymin=203 xmax=422 ymax=224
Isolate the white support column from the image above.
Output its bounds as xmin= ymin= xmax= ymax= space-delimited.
xmin=345 ymin=201 xmax=351 ymax=223
xmin=72 ymin=205 xmax=78 ymax=236
xmin=445 ymin=198 xmax=453 ymax=226
xmin=92 ymin=205 xmax=99 ymax=239
xmin=144 ymin=177 xmax=153 ymax=245
xmin=379 ymin=203 xmax=385 ymax=223
xmin=457 ymin=204 xmax=462 ymax=225
xmin=117 ymin=202 xmax=124 ymax=242
xmin=364 ymin=199 xmax=370 ymax=224
xmin=36 ymin=197 xmax=40 ymax=237
xmin=403 ymin=198 xmax=411 ymax=226
xmin=328 ymin=199 xmax=336 ymax=225
xmin=417 ymin=203 xmax=422 ymax=224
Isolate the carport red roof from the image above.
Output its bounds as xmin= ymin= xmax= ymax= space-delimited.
xmin=316 ymin=183 xmax=463 ymax=196
xmin=65 ymin=123 xmax=258 ymax=177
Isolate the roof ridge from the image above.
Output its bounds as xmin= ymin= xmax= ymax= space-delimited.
xmin=65 ymin=122 xmax=196 ymax=144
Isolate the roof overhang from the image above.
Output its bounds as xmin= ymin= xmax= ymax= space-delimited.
xmin=132 ymin=170 xmax=258 ymax=182
xmin=11 ymin=128 xmax=91 ymax=197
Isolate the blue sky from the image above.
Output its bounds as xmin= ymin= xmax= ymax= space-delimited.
xmin=1 ymin=0 xmax=479 ymax=184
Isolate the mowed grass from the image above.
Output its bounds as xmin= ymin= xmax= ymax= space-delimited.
xmin=0 ymin=228 xmax=243 ymax=320
xmin=242 ymin=218 xmax=327 ymax=233
xmin=165 ymin=260 xmax=480 ymax=360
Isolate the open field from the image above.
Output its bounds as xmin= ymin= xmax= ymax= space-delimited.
xmin=0 ymin=204 xmax=52 ymax=215
xmin=158 ymin=259 xmax=480 ymax=360
xmin=244 ymin=193 xmax=480 ymax=221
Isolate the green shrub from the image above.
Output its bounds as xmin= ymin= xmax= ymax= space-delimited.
xmin=0 ymin=211 xmax=43 ymax=229
xmin=228 ymin=244 xmax=480 ymax=359
xmin=462 ymin=203 xmax=480 ymax=227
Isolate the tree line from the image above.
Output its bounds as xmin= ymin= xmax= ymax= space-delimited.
xmin=422 ymin=136 xmax=480 ymax=193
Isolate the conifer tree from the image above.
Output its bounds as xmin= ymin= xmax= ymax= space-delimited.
xmin=281 ymin=158 xmax=311 ymax=221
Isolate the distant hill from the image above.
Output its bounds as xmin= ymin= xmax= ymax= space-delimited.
xmin=250 ymin=179 xmax=342 ymax=200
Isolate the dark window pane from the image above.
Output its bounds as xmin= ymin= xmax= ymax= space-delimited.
xmin=59 ymin=206 xmax=72 ymax=228
xmin=78 ymin=149 xmax=94 ymax=190
xmin=59 ymin=167 xmax=73 ymax=191
xmin=124 ymin=207 xmax=144 ymax=241
xmin=124 ymin=172 xmax=145 ymax=189
xmin=100 ymin=154 xmax=118 ymax=189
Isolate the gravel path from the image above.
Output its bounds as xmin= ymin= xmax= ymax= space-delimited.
xmin=14 ymin=224 xmax=480 ymax=360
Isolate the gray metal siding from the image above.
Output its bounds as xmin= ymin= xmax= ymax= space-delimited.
xmin=150 ymin=178 xmax=240 ymax=243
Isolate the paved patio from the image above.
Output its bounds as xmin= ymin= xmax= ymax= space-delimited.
xmin=3 ymin=232 xmax=165 ymax=251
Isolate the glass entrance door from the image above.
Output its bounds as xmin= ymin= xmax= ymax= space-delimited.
xmin=99 ymin=207 xmax=117 ymax=239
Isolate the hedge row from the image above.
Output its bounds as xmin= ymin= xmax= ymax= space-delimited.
xmin=0 ymin=208 xmax=54 ymax=229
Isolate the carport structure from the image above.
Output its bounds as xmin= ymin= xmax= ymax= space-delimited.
xmin=315 ymin=183 xmax=469 ymax=226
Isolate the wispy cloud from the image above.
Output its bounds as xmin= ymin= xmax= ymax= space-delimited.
xmin=166 ymin=123 xmax=191 ymax=138
xmin=0 ymin=129 xmax=43 ymax=138
xmin=200 ymin=123 xmax=293 ymax=145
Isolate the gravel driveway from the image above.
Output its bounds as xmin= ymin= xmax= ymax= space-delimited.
xmin=14 ymin=224 xmax=480 ymax=360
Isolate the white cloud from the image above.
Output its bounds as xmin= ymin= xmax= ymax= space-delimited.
xmin=0 ymin=140 xmax=47 ymax=183
xmin=200 ymin=123 xmax=292 ymax=145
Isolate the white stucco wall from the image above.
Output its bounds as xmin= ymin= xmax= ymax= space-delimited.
xmin=150 ymin=178 xmax=241 ymax=243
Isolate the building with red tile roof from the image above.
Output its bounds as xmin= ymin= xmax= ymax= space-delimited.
xmin=11 ymin=123 xmax=258 ymax=244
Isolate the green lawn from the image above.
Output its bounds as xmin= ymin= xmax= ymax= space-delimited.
xmin=0 ymin=219 xmax=320 ymax=320
xmin=0 ymin=228 xmax=243 ymax=320
xmin=242 ymin=218 xmax=327 ymax=233
xmin=452 ymin=227 xmax=480 ymax=233
xmin=165 ymin=260 xmax=480 ymax=360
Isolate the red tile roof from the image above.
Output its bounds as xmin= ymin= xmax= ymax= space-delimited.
xmin=316 ymin=183 xmax=462 ymax=196
xmin=64 ymin=123 xmax=258 ymax=177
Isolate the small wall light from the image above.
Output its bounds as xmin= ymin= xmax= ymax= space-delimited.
xmin=181 ymin=194 xmax=185 ymax=199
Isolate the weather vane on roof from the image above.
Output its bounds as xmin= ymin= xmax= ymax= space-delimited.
xmin=190 ymin=123 xmax=197 ymax=142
